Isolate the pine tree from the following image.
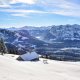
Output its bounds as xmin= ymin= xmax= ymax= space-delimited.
xmin=0 ymin=38 xmax=8 ymax=55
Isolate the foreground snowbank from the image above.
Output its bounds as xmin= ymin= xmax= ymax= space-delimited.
xmin=0 ymin=54 xmax=80 ymax=80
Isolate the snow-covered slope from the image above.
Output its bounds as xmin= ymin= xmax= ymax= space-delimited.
xmin=0 ymin=55 xmax=80 ymax=80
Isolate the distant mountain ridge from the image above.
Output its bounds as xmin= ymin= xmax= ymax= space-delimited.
xmin=50 ymin=24 xmax=80 ymax=41
xmin=6 ymin=24 xmax=80 ymax=42
xmin=21 ymin=24 xmax=80 ymax=41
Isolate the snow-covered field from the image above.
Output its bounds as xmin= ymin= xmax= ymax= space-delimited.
xmin=0 ymin=54 xmax=80 ymax=80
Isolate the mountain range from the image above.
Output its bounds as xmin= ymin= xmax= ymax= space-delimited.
xmin=1 ymin=24 xmax=80 ymax=61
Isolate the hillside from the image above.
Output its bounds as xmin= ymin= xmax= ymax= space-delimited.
xmin=0 ymin=55 xmax=80 ymax=80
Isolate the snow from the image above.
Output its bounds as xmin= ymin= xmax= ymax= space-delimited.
xmin=18 ymin=47 xmax=22 ymax=50
xmin=12 ymin=39 xmax=23 ymax=44
xmin=14 ymin=38 xmax=18 ymax=42
xmin=36 ymin=36 xmax=43 ymax=40
xmin=15 ymin=33 xmax=21 ymax=37
xmin=0 ymin=54 xmax=80 ymax=80
xmin=61 ymin=47 xmax=80 ymax=50
xmin=21 ymin=37 xmax=28 ymax=40
xmin=18 ymin=44 xmax=25 ymax=48
xmin=20 ymin=52 xmax=39 ymax=61
xmin=31 ymin=45 xmax=36 ymax=48
xmin=36 ymin=36 xmax=41 ymax=39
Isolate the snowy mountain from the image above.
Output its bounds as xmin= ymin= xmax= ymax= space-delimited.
xmin=19 ymin=24 xmax=80 ymax=42
xmin=50 ymin=24 xmax=80 ymax=41
xmin=7 ymin=24 xmax=80 ymax=42
xmin=20 ymin=26 xmax=51 ymax=40
xmin=0 ymin=29 xmax=49 ymax=54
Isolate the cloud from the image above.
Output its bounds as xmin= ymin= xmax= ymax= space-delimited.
xmin=39 ymin=0 xmax=80 ymax=17
xmin=11 ymin=13 xmax=27 ymax=17
xmin=51 ymin=10 xmax=80 ymax=17
xmin=0 ymin=9 xmax=48 ymax=17
xmin=40 ymin=0 xmax=79 ymax=10
xmin=0 ymin=9 xmax=48 ymax=13
xmin=0 ymin=0 xmax=80 ymax=17
xmin=0 ymin=4 xmax=11 ymax=8
xmin=10 ymin=0 xmax=37 ymax=4
xmin=0 ymin=0 xmax=37 ymax=5
xmin=0 ymin=0 xmax=11 ymax=8
xmin=0 ymin=0 xmax=37 ymax=8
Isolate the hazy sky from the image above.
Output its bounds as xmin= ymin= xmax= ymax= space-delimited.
xmin=0 ymin=0 xmax=80 ymax=28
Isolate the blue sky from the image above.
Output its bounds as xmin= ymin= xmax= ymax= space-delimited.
xmin=0 ymin=0 xmax=80 ymax=28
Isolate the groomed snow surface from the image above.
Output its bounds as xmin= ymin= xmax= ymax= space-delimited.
xmin=0 ymin=54 xmax=80 ymax=80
